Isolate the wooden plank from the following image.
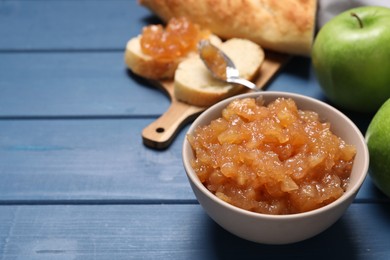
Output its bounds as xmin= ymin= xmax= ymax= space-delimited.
xmin=0 ymin=118 xmax=195 ymax=202
xmin=0 ymin=52 xmax=171 ymax=116
xmin=358 ymin=177 xmax=389 ymax=202
xmin=0 ymin=118 xmax=384 ymax=202
xmin=0 ymin=0 xmax=153 ymax=50
xmin=0 ymin=203 xmax=390 ymax=259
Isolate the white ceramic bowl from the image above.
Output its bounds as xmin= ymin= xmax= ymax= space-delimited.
xmin=182 ymin=91 xmax=369 ymax=244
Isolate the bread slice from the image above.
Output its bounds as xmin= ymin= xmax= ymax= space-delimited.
xmin=139 ymin=0 xmax=317 ymax=56
xmin=174 ymin=38 xmax=264 ymax=107
xmin=125 ymin=34 xmax=222 ymax=80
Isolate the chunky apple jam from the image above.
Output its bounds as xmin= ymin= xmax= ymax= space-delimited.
xmin=199 ymin=41 xmax=227 ymax=79
xmin=188 ymin=97 xmax=356 ymax=215
xmin=140 ymin=17 xmax=209 ymax=61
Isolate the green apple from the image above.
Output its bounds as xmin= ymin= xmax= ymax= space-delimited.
xmin=312 ymin=6 xmax=390 ymax=113
xmin=366 ymin=98 xmax=390 ymax=197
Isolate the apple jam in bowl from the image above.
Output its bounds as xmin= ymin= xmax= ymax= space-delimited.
xmin=182 ymin=91 xmax=369 ymax=244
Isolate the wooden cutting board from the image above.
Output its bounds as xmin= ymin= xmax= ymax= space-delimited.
xmin=142 ymin=51 xmax=291 ymax=149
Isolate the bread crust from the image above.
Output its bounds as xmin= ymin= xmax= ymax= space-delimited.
xmin=139 ymin=0 xmax=317 ymax=56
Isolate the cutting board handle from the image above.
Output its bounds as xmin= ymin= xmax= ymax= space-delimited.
xmin=142 ymin=83 xmax=205 ymax=149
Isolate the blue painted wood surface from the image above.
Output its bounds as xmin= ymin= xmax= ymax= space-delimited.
xmin=1 ymin=204 xmax=390 ymax=259
xmin=0 ymin=0 xmax=389 ymax=258
xmin=0 ymin=0 xmax=154 ymax=51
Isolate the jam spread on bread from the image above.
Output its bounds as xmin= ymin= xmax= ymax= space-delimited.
xmin=140 ymin=17 xmax=210 ymax=61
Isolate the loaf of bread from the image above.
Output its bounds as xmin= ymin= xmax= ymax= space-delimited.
xmin=139 ymin=0 xmax=317 ymax=56
xmin=125 ymin=33 xmax=222 ymax=80
xmin=174 ymin=38 xmax=264 ymax=107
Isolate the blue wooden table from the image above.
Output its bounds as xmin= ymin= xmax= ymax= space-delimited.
xmin=1 ymin=1 xmax=390 ymax=259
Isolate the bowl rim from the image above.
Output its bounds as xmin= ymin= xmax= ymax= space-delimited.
xmin=182 ymin=91 xmax=369 ymax=220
